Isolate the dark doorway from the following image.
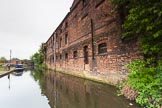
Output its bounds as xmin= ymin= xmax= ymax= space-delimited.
xmin=84 ymin=46 xmax=88 ymax=64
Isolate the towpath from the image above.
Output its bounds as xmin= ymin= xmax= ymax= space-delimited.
xmin=0 ymin=69 xmax=15 ymax=78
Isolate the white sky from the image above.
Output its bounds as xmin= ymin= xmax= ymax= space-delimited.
xmin=0 ymin=0 xmax=73 ymax=60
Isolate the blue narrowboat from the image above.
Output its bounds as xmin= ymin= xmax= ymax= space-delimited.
xmin=15 ymin=64 xmax=24 ymax=71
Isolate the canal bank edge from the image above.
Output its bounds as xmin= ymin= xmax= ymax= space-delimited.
xmin=0 ymin=69 xmax=15 ymax=78
xmin=47 ymin=67 xmax=121 ymax=86
xmin=46 ymin=67 xmax=142 ymax=107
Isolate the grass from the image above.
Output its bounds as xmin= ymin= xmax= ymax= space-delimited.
xmin=0 ymin=67 xmax=6 ymax=72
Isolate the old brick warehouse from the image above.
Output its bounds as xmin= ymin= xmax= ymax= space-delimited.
xmin=43 ymin=0 xmax=142 ymax=84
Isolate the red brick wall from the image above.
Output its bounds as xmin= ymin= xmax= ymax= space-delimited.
xmin=10 ymin=60 xmax=22 ymax=65
xmin=45 ymin=0 xmax=143 ymax=84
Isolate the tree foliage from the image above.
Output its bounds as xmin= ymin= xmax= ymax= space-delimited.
xmin=111 ymin=0 xmax=162 ymax=63
xmin=30 ymin=44 xmax=45 ymax=68
xmin=110 ymin=0 xmax=162 ymax=107
xmin=0 ymin=57 xmax=7 ymax=63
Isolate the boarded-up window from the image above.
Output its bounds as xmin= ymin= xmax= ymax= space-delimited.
xmin=98 ymin=43 xmax=107 ymax=54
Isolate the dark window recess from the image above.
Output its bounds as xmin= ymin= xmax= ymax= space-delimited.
xmin=65 ymin=22 xmax=68 ymax=28
xmin=98 ymin=43 xmax=107 ymax=54
xmin=82 ymin=0 xmax=88 ymax=7
xmin=52 ymin=55 xmax=54 ymax=63
xmin=95 ymin=0 xmax=105 ymax=8
xmin=65 ymin=33 xmax=68 ymax=44
xmin=56 ymin=55 xmax=58 ymax=61
xmin=73 ymin=51 xmax=78 ymax=58
xmin=60 ymin=54 xmax=62 ymax=60
xmin=84 ymin=46 xmax=89 ymax=64
xmin=65 ymin=53 xmax=68 ymax=59
xmin=60 ymin=37 xmax=62 ymax=48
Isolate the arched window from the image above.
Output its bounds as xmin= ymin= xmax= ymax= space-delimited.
xmin=98 ymin=43 xmax=107 ymax=54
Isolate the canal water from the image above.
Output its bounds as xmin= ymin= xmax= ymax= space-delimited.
xmin=0 ymin=70 xmax=141 ymax=108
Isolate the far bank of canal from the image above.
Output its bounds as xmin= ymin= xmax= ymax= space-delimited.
xmin=0 ymin=69 xmax=141 ymax=108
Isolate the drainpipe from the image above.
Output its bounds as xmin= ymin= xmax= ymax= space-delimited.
xmin=91 ymin=19 xmax=95 ymax=60
xmin=54 ymin=32 xmax=57 ymax=107
xmin=53 ymin=32 xmax=56 ymax=71
xmin=9 ymin=49 xmax=11 ymax=70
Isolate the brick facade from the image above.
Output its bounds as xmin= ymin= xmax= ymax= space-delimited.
xmin=44 ymin=0 xmax=142 ymax=84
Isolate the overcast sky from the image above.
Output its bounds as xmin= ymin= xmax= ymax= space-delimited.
xmin=0 ymin=0 xmax=73 ymax=60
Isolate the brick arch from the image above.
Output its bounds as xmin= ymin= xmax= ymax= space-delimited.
xmin=96 ymin=39 xmax=108 ymax=55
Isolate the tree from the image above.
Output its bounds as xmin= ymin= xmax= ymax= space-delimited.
xmin=30 ymin=43 xmax=45 ymax=67
xmin=110 ymin=0 xmax=162 ymax=107
xmin=0 ymin=57 xmax=7 ymax=63
xmin=111 ymin=0 xmax=162 ymax=65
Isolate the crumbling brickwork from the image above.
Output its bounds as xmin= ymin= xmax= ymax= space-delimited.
xmin=44 ymin=0 xmax=142 ymax=84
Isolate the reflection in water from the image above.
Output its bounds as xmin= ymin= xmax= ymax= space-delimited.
xmin=8 ymin=74 xmax=10 ymax=90
xmin=0 ymin=70 xmax=50 ymax=108
xmin=0 ymin=70 xmax=141 ymax=108
xmin=32 ymin=70 xmax=140 ymax=108
xmin=12 ymin=71 xmax=23 ymax=76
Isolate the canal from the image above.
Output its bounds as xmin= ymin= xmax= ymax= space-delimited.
xmin=0 ymin=70 xmax=140 ymax=108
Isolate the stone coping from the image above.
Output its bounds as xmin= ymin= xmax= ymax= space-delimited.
xmin=0 ymin=69 xmax=15 ymax=78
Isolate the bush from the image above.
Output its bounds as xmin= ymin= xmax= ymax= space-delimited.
xmin=127 ymin=60 xmax=162 ymax=108
xmin=110 ymin=0 xmax=162 ymax=107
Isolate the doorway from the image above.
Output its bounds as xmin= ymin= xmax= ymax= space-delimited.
xmin=84 ymin=46 xmax=88 ymax=64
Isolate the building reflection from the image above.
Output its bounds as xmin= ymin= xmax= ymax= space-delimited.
xmin=8 ymin=74 xmax=10 ymax=90
xmin=35 ymin=70 xmax=140 ymax=108
xmin=12 ymin=72 xmax=23 ymax=76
